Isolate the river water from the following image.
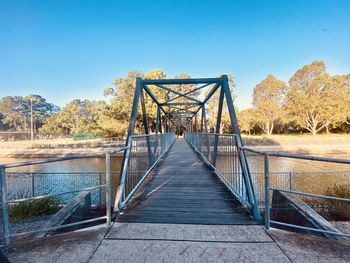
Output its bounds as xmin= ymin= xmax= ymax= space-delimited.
xmin=1 ymin=153 xmax=350 ymax=173
xmin=0 ymin=154 xmax=350 ymax=173
xmin=1 ymin=151 xmax=349 ymax=204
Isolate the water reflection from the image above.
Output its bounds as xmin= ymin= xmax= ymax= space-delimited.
xmin=1 ymin=152 xmax=350 ymax=204
xmin=0 ymin=156 xmax=123 ymax=173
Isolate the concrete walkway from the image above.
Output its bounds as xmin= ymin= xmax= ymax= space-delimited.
xmin=4 ymin=222 xmax=350 ymax=262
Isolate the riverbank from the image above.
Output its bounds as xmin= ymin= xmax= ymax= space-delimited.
xmin=0 ymin=148 xmax=118 ymax=158
xmin=0 ymin=138 xmax=124 ymax=158
xmin=1 ymin=134 xmax=350 ymax=158
xmin=243 ymin=134 xmax=350 ymax=154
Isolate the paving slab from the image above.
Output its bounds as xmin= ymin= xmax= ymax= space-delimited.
xmin=269 ymin=228 xmax=350 ymax=263
xmin=89 ymin=239 xmax=291 ymax=263
xmin=108 ymin=222 xmax=272 ymax=242
xmin=4 ymin=226 xmax=109 ymax=263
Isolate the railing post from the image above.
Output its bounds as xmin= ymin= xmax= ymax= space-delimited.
xmin=264 ymin=153 xmax=270 ymax=230
xmin=99 ymin=172 xmax=103 ymax=206
xmin=1 ymin=166 xmax=10 ymax=245
xmin=31 ymin=172 xmax=35 ymax=197
xmin=164 ymin=134 xmax=166 ymax=152
xmin=206 ymin=133 xmax=210 ymax=160
xmin=289 ymin=172 xmax=293 ymax=191
xmin=106 ymin=152 xmax=111 ymax=225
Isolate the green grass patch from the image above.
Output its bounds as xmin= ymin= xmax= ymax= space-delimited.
xmin=9 ymin=196 xmax=62 ymax=221
xmin=73 ymin=132 xmax=99 ymax=141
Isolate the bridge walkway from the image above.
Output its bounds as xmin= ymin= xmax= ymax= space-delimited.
xmin=117 ymin=139 xmax=256 ymax=225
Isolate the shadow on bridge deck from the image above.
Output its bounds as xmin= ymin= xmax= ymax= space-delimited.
xmin=117 ymin=139 xmax=256 ymax=225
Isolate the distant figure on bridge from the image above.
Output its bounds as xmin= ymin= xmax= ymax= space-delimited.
xmin=176 ymin=126 xmax=185 ymax=138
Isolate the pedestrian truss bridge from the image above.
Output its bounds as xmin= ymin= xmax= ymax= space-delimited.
xmin=115 ymin=76 xmax=261 ymax=224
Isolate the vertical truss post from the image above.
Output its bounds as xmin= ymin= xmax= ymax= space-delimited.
xmin=140 ymin=86 xmax=153 ymax=165
xmin=203 ymin=107 xmax=208 ymax=133
xmin=200 ymin=108 xmax=204 ymax=132
xmin=213 ymin=86 xmax=224 ymax=165
xmin=159 ymin=109 xmax=162 ymax=134
xmin=201 ymin=106 xmax=208 ymax=133
xmin=222 ymin=75 xmax=260 ymax=221
xmin=118 ymin=77 xmax=142 ymax=185
xmin=201 ymin=105 xmax=210 ymax=158
xmin=155 ymin=106 xmax=161 ymax=134
xmin=194 ymin=114 xmax=198 ymax=132
xmin=154 ymin=106 xmax=161 ymax=154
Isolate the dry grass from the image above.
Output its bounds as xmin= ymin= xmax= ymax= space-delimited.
xmin=0 ymin=138 xmax=105 ymax=149
xmin=242 ymin=134 xmax=350 ymax=146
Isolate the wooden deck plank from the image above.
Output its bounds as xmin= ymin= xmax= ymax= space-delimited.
xmin=117 ymin=139 xmax=256 ymax=225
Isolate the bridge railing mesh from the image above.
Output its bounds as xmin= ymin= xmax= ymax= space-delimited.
xmin=2 ymin=172 xmax=120 ymax=207
xmin=185 ymin=132 xmax=259 ymax=218
xmin=117 ymin=133 xmax=176 ymax=210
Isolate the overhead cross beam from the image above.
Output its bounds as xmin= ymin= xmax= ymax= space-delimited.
xmin=154 ymin=84 xmax=202 ymax=104
xmin=165 ymin=83 xmax=212 ymax=103
xmin=141 ymin=77 xmax=220 ymax=85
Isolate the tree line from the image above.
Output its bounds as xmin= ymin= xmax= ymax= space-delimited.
xmin=0 ymin=95 xmax=59 ymax=132
xmin=239 ymin=60 xmax=350 ymax=135
xmin=0 ymin=60 xmax=349 ymax=138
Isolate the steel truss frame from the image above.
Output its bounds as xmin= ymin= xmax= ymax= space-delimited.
xmin=120 ymin=75 xmax=260 ymax=220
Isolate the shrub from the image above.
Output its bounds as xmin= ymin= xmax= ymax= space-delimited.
xmin=8 ymin=196 xmax=62 ymax=221
xmin=324 ymin=184 xmax=350 ymax=220
xmin=73 ymin=132 xmax=98 ymax=141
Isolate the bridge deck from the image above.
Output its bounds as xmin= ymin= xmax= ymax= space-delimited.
xmin=117 ymin=139 xmax=256 ymax=225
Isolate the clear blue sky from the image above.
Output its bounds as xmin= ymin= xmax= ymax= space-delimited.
xmin=1 ymin=0 xmax=349 ymax=109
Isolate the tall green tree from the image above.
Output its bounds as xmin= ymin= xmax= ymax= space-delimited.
xmin=284 ymin=61 xmax=330 ymax=135
xmin=41 ymin=99 xmax=99 ymax=136
xmin=0 ymin=96 xmax=24 ymax=130
xmin=105 ymin=70 xmax=169 ymax=135
xmin=0 ymin=95 xmax=58 ymax=131
xmin=237 ymin=108 xmax=256 ymax=135
xmin=252 ymin=74 xmax=288 ymax=135
xmin=320 ymin=75 xmax=350 ymax=132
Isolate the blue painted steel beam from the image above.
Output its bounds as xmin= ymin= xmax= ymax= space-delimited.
xmin=154 ymin=84 xmax=202 ymax=104
xmin=165 ymin=83 xmax=212 ymax=103
xmin=142 ymin=85 xmax=175 ymax=125
xmin=161 ymin=102 xmax=201 ymax=107
xmin=141 ymin=78 xmax=221 ymax=85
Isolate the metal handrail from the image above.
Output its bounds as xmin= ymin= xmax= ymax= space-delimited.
xmin=1 ymin=147 xmax=127 ymax=245
xmin=270 ymin=188 xmax=350 ymax=203
xmin=240 ymin=146 xmax=350 ymax=238
xmin=241 ymin=146 xmax=350 ymax=164
xmin=1 ymin=148 xmax=128 ymax=169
